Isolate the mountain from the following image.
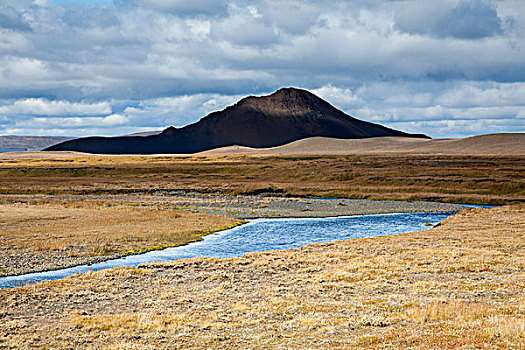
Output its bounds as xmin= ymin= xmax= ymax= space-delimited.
xmin=45 ymin=88 xmax=429 ymax=154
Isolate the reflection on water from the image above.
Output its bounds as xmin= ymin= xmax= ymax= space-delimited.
xmin=0 ymin=212 xmax=452 ymax=289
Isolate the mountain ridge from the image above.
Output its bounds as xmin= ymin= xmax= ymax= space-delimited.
xmin=46 ymin=87 xmax=428 ymax=154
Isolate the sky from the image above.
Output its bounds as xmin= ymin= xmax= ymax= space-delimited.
xmin=0 ymin=0 xmax=524 ymax=138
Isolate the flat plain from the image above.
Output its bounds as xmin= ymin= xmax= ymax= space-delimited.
xmin=0 ymin=147 xmax=524 ymax=349
xmin=1 ymin=152 xmax=524 ymax=204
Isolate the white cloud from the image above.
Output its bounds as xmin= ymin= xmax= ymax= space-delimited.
xmin=122 ymin=93 xmax=243 ymax=128
xmin=0 ymin=57 xmax=51 ymax=80
xmin=0 ymin=99 xmax=111 ymax=116
xmin=0 ymin=30 xmax=31 ymax=52
xmin=185 ymin=19 xmax=210 ymax=39
xmin=312 ymin=85 xmax=363 ymax=108
xmin=436 ymin=82 xmax=525 ymax=107
xmin=27 ymin=116 xmax=117 ymax=127
xmin=387 ymin=117 xmax=525 ymax=138
xmin=102 ymin=113 xmax=128 ymax=125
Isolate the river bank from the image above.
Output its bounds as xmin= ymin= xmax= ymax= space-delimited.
xmin=1 ymin=204 xmax=523 ymax=349
xmin=1 ymin=193 xmax=466 ymax=219
xmin=0 ymin=195 xmax=462 ymax=277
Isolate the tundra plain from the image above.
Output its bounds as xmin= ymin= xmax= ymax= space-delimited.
xmin=0 ymin=152 xmax=524 ymax=204
xmin=0 ymin=150 xmax=524 ymax=349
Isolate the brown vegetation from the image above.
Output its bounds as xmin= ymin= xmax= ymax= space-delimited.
xmin=0 ymin=200 xmax=241 ymax=276
xmin=1 ymin=204 xmax=523 ymax=349
xmin=0 ymin=153 xmax=524 ymax=204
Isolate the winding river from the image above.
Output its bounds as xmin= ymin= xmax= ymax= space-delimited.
xmin=0 ymin=212 xmax=452 ymax=289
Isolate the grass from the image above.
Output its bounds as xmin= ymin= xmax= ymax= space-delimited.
xmin=0 ymin=204 xmax=523 ymax=349
xmin=405 ymin=299 xmax=525 ymax=339
xmin=118 ymin=223 xmax=245 ymax=255
xmin=0 ymin=154 xmax=523 ymax=204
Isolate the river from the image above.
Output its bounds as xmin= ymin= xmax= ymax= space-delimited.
xmin=0 ymin=212 xmax=452 ymax=289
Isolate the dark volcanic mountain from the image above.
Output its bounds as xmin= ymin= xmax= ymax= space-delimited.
xmin=46 ymin=88 xmax=428 ymax=154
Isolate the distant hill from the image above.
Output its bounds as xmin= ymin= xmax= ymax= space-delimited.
xmin=0 ymin=136 xmax=72 ymax=153
xmin=46 ymin=88 xmax=428 ymax=154
xmin=200 ymin=133 xmax=525 ymax=156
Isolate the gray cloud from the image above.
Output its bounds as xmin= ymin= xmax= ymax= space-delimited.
xmin=0 ymin=0 xmax=523 ymax=138
xmin=394 ymin=0 xmax=503 ymax=39
xmin=0 ymin=4 xmax=31 ymax=31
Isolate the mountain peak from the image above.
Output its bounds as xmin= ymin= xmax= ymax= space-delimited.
xmin=238 ymin=87 xmax=324 ymax=117
xmin=270 ymin=87 xmax=313 ymax=98
xmin=243 ymin=87 xmax=316 ymax=102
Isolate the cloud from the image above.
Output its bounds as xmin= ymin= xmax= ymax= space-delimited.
xmin=394 ymin=0 xmax=503 ymax=39
xmin=122 ymin=93 xmax=244 ymax=128
xmin=101 ymin=113 xmax=129 ymax=125
xmin=7 ymin=114 xmax=130 ymax=136
xmin=131 ymin=0 xmax=229 ymax=16
xmin=0 ymin=56 xmax=50 ymax=80
xmin=306 ymin=80 xmax=525 ymax=137
xmin=0 ymin=0 xmax=523 ymax=137
xmin=0 ymin=5 xmax=31 ymax=31
xmin=210 ymin=5 xmax=281 ymax=47
xmin=435 ymin=82 xmax=525 ymax=107
xmin=312 ymin=85 xmax=363 ymax=108
xmin=0 ymin=99 xmax=111 ymax=116
xmin=27 ymin=115 xmax=125 ymax=127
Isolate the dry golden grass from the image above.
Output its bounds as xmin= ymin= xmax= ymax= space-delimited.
xmin=405 ymin=300 xmax=525 ymax=339
xmin=1 ymin=204 xmax=523 ymax=349
xmin=0 ymin=200 xmax=241 ymax=276
xmin=0 ymin=154 xmax=524 ymax=204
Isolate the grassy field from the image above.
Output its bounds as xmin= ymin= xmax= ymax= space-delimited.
xmin=0 ymin=154 xmax=524 ymax=204
xmin=1 ymin=204 xmax=523 ymax=349
xmin=0 ymin=199 xmax=241 ymax=276
xmin=0 ymin=152 xmax=524 ymax=348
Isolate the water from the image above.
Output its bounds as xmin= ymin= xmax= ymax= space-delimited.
xmin=0 ymin=212 xmax=452 ymax=289
xmin=459 ymin=204 xmax=497 ymax=209
xmin=0 ymin=148 xmax=27 ymax=153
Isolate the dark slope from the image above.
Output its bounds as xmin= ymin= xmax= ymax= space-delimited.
xmin=46 ymin=88 xmax=428 ymax=154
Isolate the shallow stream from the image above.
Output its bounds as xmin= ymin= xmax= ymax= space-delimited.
xmin=0 ymin=212 xmax=452 ymax=289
